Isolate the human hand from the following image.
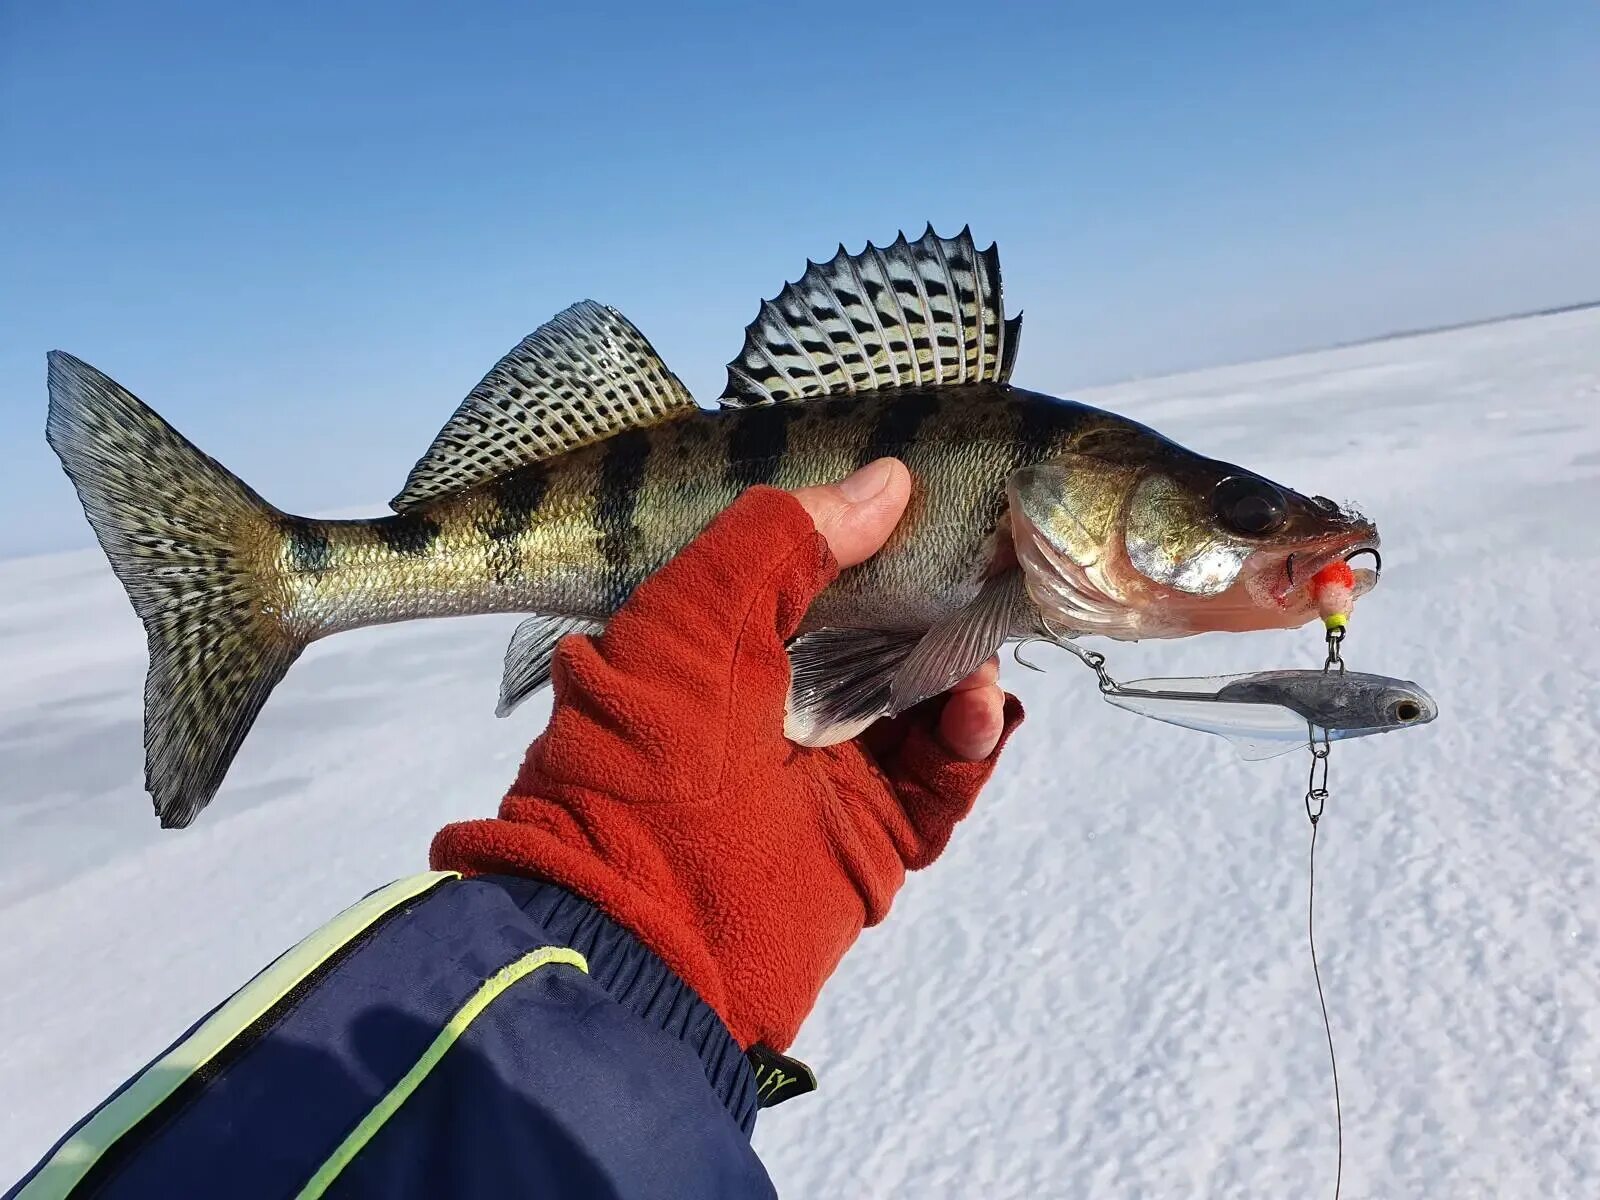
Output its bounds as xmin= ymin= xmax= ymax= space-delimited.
xmin=785 ymin=457 xmax=1008 ymax=760
xmin=432 ymin=460 xmax=1023 ymax=1051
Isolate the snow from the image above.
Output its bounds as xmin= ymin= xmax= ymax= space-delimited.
xmin=4 ymin=309 xmax=1599 ymax=1195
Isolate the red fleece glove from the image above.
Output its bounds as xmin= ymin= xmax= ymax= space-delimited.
xmin=431 ymin=486 xmax=1023 ymax=1051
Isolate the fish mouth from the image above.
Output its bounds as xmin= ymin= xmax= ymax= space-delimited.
xmin=1268 ymin=531 xmax=1382 ymax=604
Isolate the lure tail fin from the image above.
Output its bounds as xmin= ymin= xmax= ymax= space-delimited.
xmin=1100 ymin=676 xmax=1310 ymax=760
xmin=46 ymin=352 xmax=305 ymax=827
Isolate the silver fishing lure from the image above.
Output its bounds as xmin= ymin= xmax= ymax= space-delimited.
xmin=1100 ymin=668 xmax=1438 ymax=758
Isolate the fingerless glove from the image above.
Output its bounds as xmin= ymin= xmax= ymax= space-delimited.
xmin=432 ymin=487 xmax=1022 ymax=1051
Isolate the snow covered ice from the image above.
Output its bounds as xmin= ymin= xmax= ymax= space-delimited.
xmin=3 ymin=310 xmax=1598 ymax=1196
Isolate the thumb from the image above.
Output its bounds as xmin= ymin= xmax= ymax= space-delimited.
xmin=789 ymin=458 xmax=913 ymax=568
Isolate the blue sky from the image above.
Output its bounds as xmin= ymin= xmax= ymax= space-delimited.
xmin=2 ymin=1 xmax=1596 ymax=556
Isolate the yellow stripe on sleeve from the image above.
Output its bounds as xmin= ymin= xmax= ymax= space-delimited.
xmin=18 ymin=871 xmax=460 ymax=1200
xmin=296 ymin=945 xmax=590 ymax=1199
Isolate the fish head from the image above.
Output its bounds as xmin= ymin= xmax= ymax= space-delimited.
xmin=1361 ymin=677 xmax=1439 ymax=734
xmin=1321 ymin=673 xmax=1439 ymax=736
xmin=1217 ymin=669 xmax=1438 ymax=735
xmin=1008 ymin=428 xmax=1379 ymax=640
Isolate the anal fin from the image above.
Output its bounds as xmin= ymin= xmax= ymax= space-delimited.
xmin=498 ymin=614 xmax=607 ymax=717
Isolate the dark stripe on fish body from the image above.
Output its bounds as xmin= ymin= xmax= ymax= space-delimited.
xmin=488 ymin=465 xmax=551 ymax=537
xmin=725 ymin=404 xmax=796 ymax=488
xmin=860 ymin=392 xmax=937 ymax=466
xmin=284 ymin=520 xmax=332 ymax=575
xmin=481 ymin=464 xmax=550 ymax=585
xmin=596 ymin=429 xmax=651 ymax=573
xmin=375 ymin=513 xmax=441 ymax=557
xmin=1013 ymin=392 xmax=1066 ymax=463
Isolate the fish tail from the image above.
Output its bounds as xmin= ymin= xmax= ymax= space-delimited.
xmin=46 ymin=351 xmax=304 ymax=828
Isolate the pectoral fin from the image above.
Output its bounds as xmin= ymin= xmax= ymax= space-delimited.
xmin=889 ymin=570 xmax=1029 ymax=711
xmin=1223 ymin=732 xmax=1311 ymax=761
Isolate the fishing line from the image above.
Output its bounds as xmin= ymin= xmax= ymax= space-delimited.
xmin=1304 ymin=627 xmax=1344 ymax=1200
xmin=1016 ymin=622 xmax=1352 ymax=1198
xmin=1304 ymin=791 xmax=1343 ymax=1200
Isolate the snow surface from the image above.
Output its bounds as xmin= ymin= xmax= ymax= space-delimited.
xmin=3 ymin=310 xmax=1599 ymax=1196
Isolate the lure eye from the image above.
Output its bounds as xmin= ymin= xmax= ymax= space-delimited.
xmin=1211 ymin=475 xmax=1288 ymax=536
xmin=1392 ymin=699 xmax=1423 ymax=723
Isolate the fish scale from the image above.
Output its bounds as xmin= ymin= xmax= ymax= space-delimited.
xmin=45 ymin=225 xmax=1377 ymax=826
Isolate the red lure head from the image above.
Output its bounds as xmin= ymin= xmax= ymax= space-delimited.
xmin=1310 ymin=560 xmax=1356 ymax=629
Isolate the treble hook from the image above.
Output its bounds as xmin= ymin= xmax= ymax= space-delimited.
xmin=1011 ymin=617 xmax=1081 ymax=672
xmin=1011 ymin=637 xmax=1054 ymax=673
xmin=1017 ymin=633 xmax=1056 ymax=672
xmin=1010 ymin=625 xmax=1119 ymax=692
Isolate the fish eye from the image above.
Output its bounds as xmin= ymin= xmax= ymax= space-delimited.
xmin=1211 ymin=475 xmax=1288 ymax=536
xmin=1392 ymin=699 xmax=1423 ymax=722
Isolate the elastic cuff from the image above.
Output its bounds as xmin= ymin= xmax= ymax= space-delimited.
xmin=893 ymin=693 xmax=1025 ymax=870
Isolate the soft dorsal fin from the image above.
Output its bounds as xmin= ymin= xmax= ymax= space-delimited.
xmin=392 ymin=301 xmax=697 ymax=512
xmin=719 ymin=224 xmax=1022 ymax=408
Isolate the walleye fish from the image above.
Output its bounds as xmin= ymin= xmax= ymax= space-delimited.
xmin=1101 ymin=669 xmax=1436 ymax=758
xmin=47 ymin=226 xmax=1379 ymax=827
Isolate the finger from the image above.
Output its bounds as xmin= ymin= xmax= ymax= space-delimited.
xmin=937 ymin=683 xmax=1007 ymax=760
xmin=948 ymin=656 xmax=1000 ymax=694
xmin=789 ymin=458 xmax=913 ymax=569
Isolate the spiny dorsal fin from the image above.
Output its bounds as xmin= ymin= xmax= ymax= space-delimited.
xmin=392 ymin=301 xmax=697 ymax=511
xmin=719 ymin=224 xmax=1020 ymax=408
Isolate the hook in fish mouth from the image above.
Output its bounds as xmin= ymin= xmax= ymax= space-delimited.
xmin=1288 ymin=546 xmax=1381 ymax=587
xmin=1277 ymin=537 xmax=1380 ymax=600
xmin=1344 ymin=546 xmax=1382 ymax=578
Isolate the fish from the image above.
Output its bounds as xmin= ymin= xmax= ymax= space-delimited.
xmin=1101 ymin=669 xmax=1437 ymax=758
xmin=45 ymin=225 xmax=1380 ymax=827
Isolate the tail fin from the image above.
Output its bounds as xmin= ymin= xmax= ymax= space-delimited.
xmin=46 ymin=352 xmax=304 ymax=827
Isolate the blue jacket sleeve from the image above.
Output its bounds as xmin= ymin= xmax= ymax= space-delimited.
xmin=5 ymin=874 xmax=776 ymax=1200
